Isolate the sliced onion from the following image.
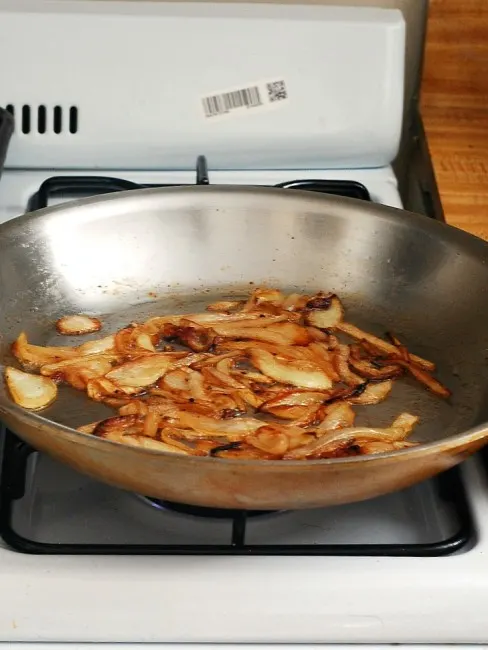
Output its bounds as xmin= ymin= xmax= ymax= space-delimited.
xmin=304 ymin=343 xmax=341 ymax=381
xmin=337 ymin=322 xmax=435 ymax=372
xmin=187 ymin=369 xmax=209 ymax=401
xmin=241 ymin=287 xmax=285 ymax=312
xmin=192 ymin=351 xmax=241 ymax=368
xmin=348 ymin=356 xmax=403 ymax=380
xmin=12 ymin=332 xmax=79 ymax=369
xmin=394 ymin=360 xmax=451 ymax=399
xmin=284 ymin=426 xmax=409 ymax=460
xmin=361 ymin=440 xmax=416 ymax=454
xmin=135 ymin=332 xmax=156 ymax=352
xmin=210 ymin=316 xmax=289 ymax=336
xmin=305 ymin=295 xmax=344 ymax=329
xmin=247 ymin=427 xmax=289 ymax=456
xmin=217 ymin=322 xmax=312 ymax=347
xmin=145 ymin=312 xmax=273 ymax=332
xmin=282 ymin=293 xmax=310 ymax=312
xmin=143 ymin=411 xmax=160 ymax=438
xmin=162 ymin=369 xmax=190 ymax=392
xmin=55 ymin=314 xmax=102 ymax=336
xmin=172 ymin=411 xmax=264 ymax=438
xmin=250 ymin=349 xmax=333 ymax=390
xmin=105 ymin=354 xmax=175 ymax=388
xmin=167 ymin=320 xmax=217 ymax=352
xmin=77 ymin=335 xmax=116 ymax=356
xmin=114 ymin=326 xmax=159 ymax=358
xmin=101 ymin=429 xmax=191 ymax=454
xmin=5 ymin=366 xmax=57 ymax=410
xmin=119 ymin=400 xmax=149 ymax=416
xmin=260 ymin=389 xmax=326 ymax=412
xmin=390 ymin=412 xmax=419 ymax=435
xmin=40 ymin=353 xmax=116 ymax=380
xmin=87 ymin=377 xmax=143 ymax=401
xmin=315 ymin=401 xmax=356 ymax=432
xmin=348 ymin=380 xmax=393 ymax=405
xmin=77 ymin=421 xmax=101 ymax=434
xmin=206 ymin=300 xmax=244 ymax=312
xmin=333 ymin=344 xmax=364 ymax=386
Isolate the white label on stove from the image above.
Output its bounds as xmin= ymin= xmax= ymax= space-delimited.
xmin=201 ymin=79 xmax=289 ymax=119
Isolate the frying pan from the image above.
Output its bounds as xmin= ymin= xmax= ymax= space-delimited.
xmin=0 ymin=185 xmax=488 ymax=510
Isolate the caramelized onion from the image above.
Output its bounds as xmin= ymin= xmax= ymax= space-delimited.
xmin=56 ymin=314 xmax=102 ymax=336
xmin=8 ymin=287 xmax=448 ymax=460
xmin=5 ymin=366 xmax=57 ymax=410
xmin=250 ymin=349 xmax=333 ymax=390
xmin=105 ymin=354 xmax=175 ymax=388
xmin=305 ymin=295 xmax=344 ymax=329
xmin=12 ymin=332 xmax=79 ymax=369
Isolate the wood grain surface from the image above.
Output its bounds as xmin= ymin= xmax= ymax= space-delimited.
xmin=421 ymin=0 xmax=488 ymax=239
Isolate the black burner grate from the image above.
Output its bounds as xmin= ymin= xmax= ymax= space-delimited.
xmin=27 ymin=154 xmax=371 ymax=212
xmin=0 ymin=430 xmax=475 ymax=556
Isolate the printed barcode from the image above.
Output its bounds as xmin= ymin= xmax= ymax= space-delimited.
xmin=266 ymin=80 xmax=288 ymax=103
xmin=202 ymin=86 xmax=263 ymax=117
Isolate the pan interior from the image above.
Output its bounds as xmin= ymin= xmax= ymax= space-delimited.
xmin=0 ymin=186 xmax=488 ymax=448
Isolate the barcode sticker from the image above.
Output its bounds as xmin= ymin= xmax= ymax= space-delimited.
xmin=201 ymin=79 xmax=289 ymax=119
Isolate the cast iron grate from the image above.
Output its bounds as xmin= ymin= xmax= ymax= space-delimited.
xmin=0 ymin=429 xmax=475 ymax=556
xmin=27 ymin=154 xmax=371 ymax=212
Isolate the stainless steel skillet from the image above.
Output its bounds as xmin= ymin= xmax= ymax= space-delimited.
xmin=0 ymin=185 xmax=487 ymax=510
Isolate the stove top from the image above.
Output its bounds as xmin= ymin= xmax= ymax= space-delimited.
xmin=0 ymin=133 xmax=462 ymax=646
xmin=0 ymin=428 xmax=472 ymax=556
xmin=0 ymin=160 xmax=404 ymax=226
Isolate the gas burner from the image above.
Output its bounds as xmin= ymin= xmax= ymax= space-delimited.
xmin=138 ymin=495 xmax=276 ymax=519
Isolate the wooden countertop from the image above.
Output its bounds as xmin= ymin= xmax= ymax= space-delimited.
xmin=421 ymin=0 xmax=488 ymax=239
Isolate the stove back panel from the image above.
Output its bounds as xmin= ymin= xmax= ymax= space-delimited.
xmin=0 ymin=1 xmax=404 ymax=170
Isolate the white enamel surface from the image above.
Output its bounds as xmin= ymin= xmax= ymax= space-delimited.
xmin=0 ymin=457 xmax=486 ymax=644
xmin=0 ymin=0 xmax=405 ymax=170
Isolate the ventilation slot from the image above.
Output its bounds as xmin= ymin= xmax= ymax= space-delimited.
xmin=2 ymin=104 xmax=79 ymax=134
xmin=53 ymin=105 xmax=62 ymax=134
xmin=69 ymin=106 xmax=78 ymax=134
xmin=37 ymin=105 xmax=46 ymax=134
xmin=22 ymin=105 xmax=31 ymax=134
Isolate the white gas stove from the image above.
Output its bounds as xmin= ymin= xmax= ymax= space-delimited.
xmin=0 ymin=0 xmax=485 ymax=648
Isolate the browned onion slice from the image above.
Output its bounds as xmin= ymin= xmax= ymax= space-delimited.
xmin=305 ymin=295 xmax=344 ymax=329
xmin=12 ymin=332 xmax=80 ymax=369
xmin=55 ymin=314 xmax=102 ymax=336
xmin=105 ymin=354 xmax=176 ymax=388
xmin=284 ymin=425 xmax=411 ymax=460
xmin=348 ymin=380 xmax=393 ymax=405
xmin=337 ymin=322 xmax=435 ymax=371
xmin=206 ymin=300 xmax=244 ymax=312
xmin=5 ymin=366 xmax=57 ymax=410
xmin=394 ymin=360 xmax=451 ymax=399
xmin=250 ymin=349 xmax=333 ymax=390
xmin=77 ymin=335 xmax=116 ymax=356
xmin=348 ymin=356 xmax=403 ymax=380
